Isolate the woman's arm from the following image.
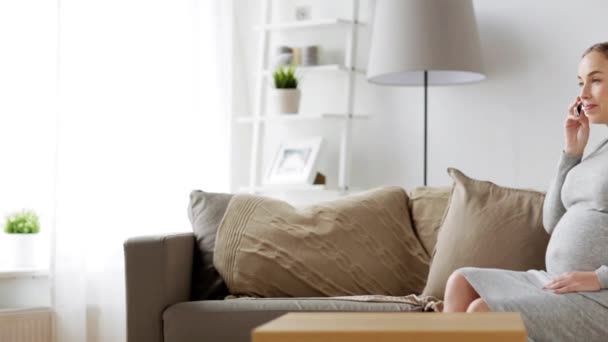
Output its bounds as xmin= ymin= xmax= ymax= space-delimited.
xmin=543 ymin=95 xmax=590 ymax=234
xmin=542 ymin=151 xmax=581 ymax=234
xmin=544 ymin=270 xmax=602 ymax=293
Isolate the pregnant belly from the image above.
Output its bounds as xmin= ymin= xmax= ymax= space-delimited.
xmin=545 ymin=208 xmax=608 ymax=275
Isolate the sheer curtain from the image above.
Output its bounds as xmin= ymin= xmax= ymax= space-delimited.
xmin=52 ymin=0 xmax=232 ymax=341
xmin=0 ymin=0 xmax=57 ymax=271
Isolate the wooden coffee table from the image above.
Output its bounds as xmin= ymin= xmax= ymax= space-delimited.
xmin=252 ymin=312 xmax=527 ymax=342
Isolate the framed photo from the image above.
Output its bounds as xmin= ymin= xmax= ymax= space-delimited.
xmin=264 ymin=137 xmax=323 ymax=185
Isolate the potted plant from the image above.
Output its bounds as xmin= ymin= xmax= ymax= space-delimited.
xmin=270 ymin=65 xmax=301 ymax=114
xmin=3 ymin=210 xmax=40 ymax=269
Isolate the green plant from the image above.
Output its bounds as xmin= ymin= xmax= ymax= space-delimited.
xmin=3 ymin=210 xmax=40 ymax=234
xmin=272 ymin=65 xmax=298 ymax=89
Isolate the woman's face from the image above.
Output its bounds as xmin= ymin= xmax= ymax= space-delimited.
xmin=578 ymin=51 xmax=608 ymax=124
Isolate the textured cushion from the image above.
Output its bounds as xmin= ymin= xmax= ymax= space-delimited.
xmin=422 ymin=168 xmax=550 ymax=299
xmin=407 ymin=186 xmax=451 ymax=258
xmin=187 ymin=190 xmax=233 ymax=300
xmin=213 ymin=187 xmax=430 ymax=297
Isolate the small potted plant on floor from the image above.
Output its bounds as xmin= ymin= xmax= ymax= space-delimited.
xmin=271 ymin=65 xmax=301 ymax=114
xmin=3 ymin=210 xmax=40 ymax=269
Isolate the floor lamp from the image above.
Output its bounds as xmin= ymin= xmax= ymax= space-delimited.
xmin=367 ymin=0 xmax=486 ymax=186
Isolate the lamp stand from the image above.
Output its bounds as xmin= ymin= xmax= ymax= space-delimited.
xmin=423 ymin=70 xmax=428 ymax=186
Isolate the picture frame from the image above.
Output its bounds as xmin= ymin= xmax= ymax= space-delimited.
xmin=264 ymin=137 xmax=323 ymax=185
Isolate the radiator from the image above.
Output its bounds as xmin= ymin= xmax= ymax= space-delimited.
xmin=0 ymin=307 xmax=52 ymax=342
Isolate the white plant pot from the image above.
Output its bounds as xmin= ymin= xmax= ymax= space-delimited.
xmin=3 ymin=234 xmax=38 ymax=269
xmin=270 ymin=88 xmax=301 ymax=114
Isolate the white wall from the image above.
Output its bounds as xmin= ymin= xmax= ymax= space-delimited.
xmin=231 ymin=0 xmax=608 ymax=196
xmin=0 ymin=276 xmax=50 ymax=308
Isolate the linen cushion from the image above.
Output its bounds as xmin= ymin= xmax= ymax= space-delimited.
xmin=422 ymin=168 xmax=550 ymax=299
xmin=213 ymin=187 xmax=430 ymax=297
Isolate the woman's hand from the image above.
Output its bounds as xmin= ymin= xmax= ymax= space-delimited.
xmin=564 ymin=96 xmax=590 ymax=157
xmin=543 ymin=271 xmax=601 ymax=294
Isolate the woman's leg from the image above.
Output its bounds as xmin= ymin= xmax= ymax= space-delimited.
xmin=442 ymin=270 xmax=481 ymax=312
xmin=466 ymin=298 xmax=491 ymax=312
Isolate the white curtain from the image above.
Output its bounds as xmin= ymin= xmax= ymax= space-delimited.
xmin=52 ymin=0 xmax=232 ymax=341
xmin=0 ymin=0 xmax=57 ymax=270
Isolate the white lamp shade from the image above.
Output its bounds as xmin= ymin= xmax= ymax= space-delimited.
xmin=367 ymin=0 xmax=485 ymax=86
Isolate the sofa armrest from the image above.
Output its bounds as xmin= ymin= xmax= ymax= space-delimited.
xmin=124 ymin=233 xmax=195 ymax=342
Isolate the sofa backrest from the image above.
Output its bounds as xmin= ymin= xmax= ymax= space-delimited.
xmin=188 ymin=186 xmax=452 ymax=300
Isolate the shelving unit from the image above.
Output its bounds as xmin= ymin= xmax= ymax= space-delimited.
xmin=239 ymin=0 xmax=365 ymax=196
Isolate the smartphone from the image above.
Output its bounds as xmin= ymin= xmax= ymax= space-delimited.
xmin=576 ymin=103 xmax=583 ymax=117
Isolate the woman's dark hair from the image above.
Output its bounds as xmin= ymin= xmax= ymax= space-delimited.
xmin=582 ymin=42 xmax=608 ymax=58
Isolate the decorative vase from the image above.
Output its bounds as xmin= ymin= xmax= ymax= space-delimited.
xmin=3 ymin=233 xmax=38 ymax=269
xmin=270 ymin=88 xmax=301 ymax=114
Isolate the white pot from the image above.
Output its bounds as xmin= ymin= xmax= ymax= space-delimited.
xmin=270 ymin=88 xmax=301 ymax=114
xmin=2 ymin=234 xmax=39 ymax=269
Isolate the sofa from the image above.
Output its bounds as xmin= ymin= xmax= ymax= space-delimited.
xmin=124 ymin=168 xmax=550 ymax=342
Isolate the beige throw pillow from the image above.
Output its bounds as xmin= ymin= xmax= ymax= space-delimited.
xmin=408 ymin=187 xmax=451 ymax=258
xmin=213 ymin=187 xmax=430 ymax=297
xmin=422 ymin=168 xmax=550 ymax=299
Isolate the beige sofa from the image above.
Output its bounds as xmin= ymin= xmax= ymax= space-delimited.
xmin=124 ymin=173 xmax=549 ymax=342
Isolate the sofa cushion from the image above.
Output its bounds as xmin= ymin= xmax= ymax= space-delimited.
xmin=407 ymin=186 xmax=451 ymax=258
xmin=422 ymin=168 xmax=550 ymax=299
xmin=187 ymin=190 xmax=233 ymax=300
xmin=213 ymin=187 xmax=430 ymax=297
xmin=164 ymin=299 xmax=423 ymax=342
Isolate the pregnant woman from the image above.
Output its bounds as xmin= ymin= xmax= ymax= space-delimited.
xmin=442 ymin=42 xmax=608 ymax=342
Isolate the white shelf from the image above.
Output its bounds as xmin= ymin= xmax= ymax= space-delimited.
xmin=255 ymin=18 xmax=365 ymax=31
xmin=0 ymin=268 xmax=48 ymax=280
xmin=262 ymin=64 xmax=366 ymax=75
xmin=239 ymin=185 xmax=367 ymax=196
xmin=239 ymin=184 xmax=328 ymax=193
xmin=0 ymin=307 xmax=51 ymax=313
xmin=236 ymin=113 xmax=369 ymax=124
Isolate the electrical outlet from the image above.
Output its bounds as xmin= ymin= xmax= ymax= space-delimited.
xmin=295 ymin=6 xmax=311 ymax=21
